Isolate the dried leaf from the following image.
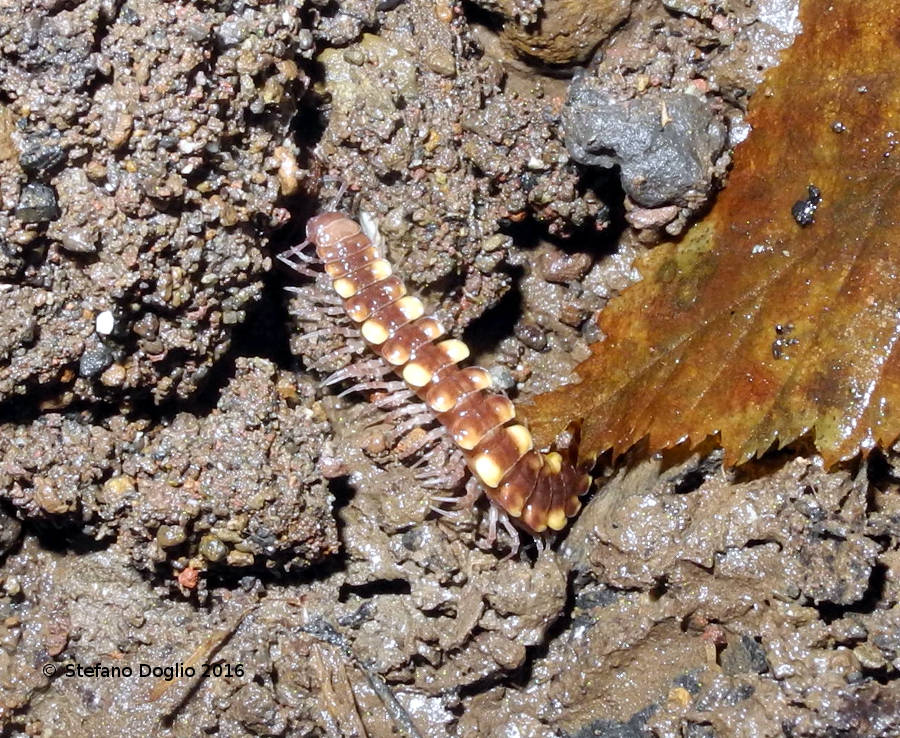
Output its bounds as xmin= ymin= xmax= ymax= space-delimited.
xmin=525 ymin=1 xmax=900 ymax=466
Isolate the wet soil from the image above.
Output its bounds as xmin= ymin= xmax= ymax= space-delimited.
xmin=0 ymin=0 xmax=897 ymax=736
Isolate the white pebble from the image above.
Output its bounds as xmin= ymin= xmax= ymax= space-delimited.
xmin=95 ymin=310 xmax=115 ymax=336
xmin=178 ymin=139 xmax=201 ymax=154
xmin=359 ymin=210 xmax=385 ymax=252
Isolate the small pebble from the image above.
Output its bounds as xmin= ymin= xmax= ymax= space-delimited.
xmin=100 ymin=363 xmax=126 ymax=387
xmin=79 ymin=341 xmax=114 ymax=377
xmin=791 ymin=184 xmax=822 ymax=227
xmin=854 ymin=643 xmax=886 ymax=670
xmin=343 ymin=48 xmax=365 ymax=66
xmin=538 ymin=249 xmax=592 ymax=283
xmin=95 ymin=310 xmax=115 ymax=336
xmin=98 ymin=475 xmax=136 ymax=504
xmin=157 ymin=525 xmax=187 ymax=549
xmin=559 ymin=301 xmax=584 ymax=327
xmin=226 ymin=550 xmax=255 ymax=567
xmin=488 ymin=364 xmax=515 ymax=391
xmin=667 ymin=686 xmax=693 ymax=708
xmin=482 ymin=234 xmax=511 ymax=252
xmin=625 ymin=204 xmax=680 ymax=231
xmin=177 ymin=567 xmax=199 ymax=589
xmin=15 ymin=183 xmax=60 ymax=223
xmin=515 ymin=321 xmax=547 ymax=351
xmin=106 ymin=112 xmax=134 ymax=151
xmin=361 ymin=428 xmax=388 ymax=456
xmin=474 ymin=250 xmax=503 ymax=273
xmin=121 ymin=5 xmax=140 ymax=24
xmin=138 ymin=338 xmax=165 ymax=355
xmin=132 ymin=312 xmax=159 ymax=338
xmin=19 ymin=141 xmax=66 ymax=178
xmin=581 ymin=314 xmax=604 ymax=343
xmin=4 ymin=576 xmax=21 ymax=597
xmin=34 ymin=478 xmax=68 ymax=514
xmin=296 ymin=29 xmax=314 ymax=52
xmin=84 ymin=159 xmax=107 ymax=182
xmin=274 ymin=146 xmax=300 ymax=196
xmin=199 ymin=535 xmax=227 ymax=562
xmin=60 ymin=228 xmax=98 ymax=254
xmin=425 ymin=46 xmax=456 ymax=77
xmin=380 ymin=208 xmax=409 ymax=236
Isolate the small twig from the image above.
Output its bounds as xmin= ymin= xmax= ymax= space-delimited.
xmin=300 ymin=617 xmax=425 ymax=738
xmin=151 ymin=606 xmax=255 ymax=718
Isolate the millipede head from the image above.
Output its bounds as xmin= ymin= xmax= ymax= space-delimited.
xmin=306 ymin=211 xmax=360 ymax=247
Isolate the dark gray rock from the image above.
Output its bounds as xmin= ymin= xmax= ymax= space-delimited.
xmin=78 ymin=339 xmax=114 ymax=377
xmin=19 ymin=138 xmax=66 ymax=179
xmin=15 ymin=183 xmax=60 ymax=223
xmin=564 ymin=83 xmax=727 ymax=208
xmin=721 ymin=635 xmax=770 ymax=675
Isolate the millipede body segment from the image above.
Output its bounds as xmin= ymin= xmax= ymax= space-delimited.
xmin=303 ymin=211 xmax=592 ymax=535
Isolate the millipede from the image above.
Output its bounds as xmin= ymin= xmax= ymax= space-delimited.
xmin=282 ymin=209 xmax=594 ymax=550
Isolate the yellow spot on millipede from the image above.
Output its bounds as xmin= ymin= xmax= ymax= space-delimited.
xmin=543 ymin=451 xmax=562 ymax=474
xmin=466 ymin=367 xmax=492 ymax=390
xmin=427 ymin=389 xmax=455 ymax=413
xmin=505 ymin=424 xmax=533 ymax=455
xmin=402 ymin=361 xmax=432 ymax=387
xmin=546 ymin=508 xmax=567 ymax=531
xmin=332 ymin=278 xmax=357 ymax=298
xmin=396 ymin=296 xmax=425 ymax=321
xmin=437 ymin=339 xmax=469 ymax=363
xmin=361 ymin=318 xmax=389 ymax=345
xmin=371 ymin=259 xmax=392 ymax=280
xmin=383 ymin=344 xmax=410 ymax=365
xmin=474 ymin=455 xmax=504 ymax=488
xmin=346 ymin=304 xmax=368 ymax=322
xmin=422 ymin=320 xmax=445 ymax=339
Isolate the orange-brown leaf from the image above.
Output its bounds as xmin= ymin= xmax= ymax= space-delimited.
xmin=525 ymin=1 xmax=900 ymax=466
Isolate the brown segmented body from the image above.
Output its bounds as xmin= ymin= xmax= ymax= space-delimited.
xmin=304 ymin=211 xmax=592 ymax=535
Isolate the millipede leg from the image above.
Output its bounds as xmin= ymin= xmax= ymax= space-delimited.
xmin=485 ymin=504 xmax=499 ymax=547
xmin=429 ymin=504 xmax=466 ymax=521
xmin=417 ymin=447 xmax=467 ymax=490
xmin=431 ymin=475 xmax=482 ymax=507
xmin=420 ymin=472 xmax=466 ymax=490
xmin=476 ymin=502 xmax=521 ymax=558
xmin=324 ymin=359 xmax=393 ymax=387
xmin=387 ymin=411 xmax=439 ymax=439
xmin=285 ymin=285 xmax=344 ymax=308
xmin=320 ymin=343 xmax=366 ymax=364
xmin=324 ymin=178 xmax=350 ymax=211
xmin=285 ymin=238 xmax=313 ymax=256
xmin=289 ymin=305 xmax=348 ymax=319
xmin=395 ymin=426 xmax=445 ymax=459
xmin=279 ymin=241 xmax=320 ymax=277
xmin=370 ymin=388 xmax=416 ymax=410
xmin=376 ymin=400 xmax=432 ymax=425
xmin=301 ymin=326 xmax=363 ymax=342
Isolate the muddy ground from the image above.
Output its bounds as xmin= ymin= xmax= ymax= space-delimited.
xmin=0 ymin=0 xmax=897 ymax=735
